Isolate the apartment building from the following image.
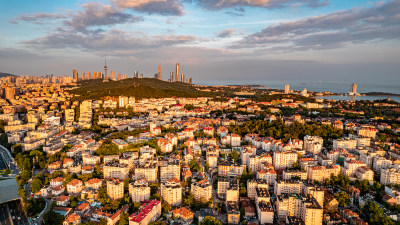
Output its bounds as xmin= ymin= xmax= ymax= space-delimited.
xmin=256 ymin=169 xmax=277 ymax=185
xmin=134 ymin=161 xmax=158 ymax=183
xmin=161 ymin=178 xmax=182 ymax=206
xmin=129 ymin=200 xmax=161 ymax=225
xmin=257 ymin=201 xmax=274 ymax=225
xmin=191 ymin=178 xmax=212 ymax=202
xmin=355 ymin=166 xmax=374 ymax=185
xmin=227 ymin=201 xmax=240 ymax=224
xmin=247 ymin=180 xmax=270 ymax=200
xmin=303 ymin=135 xmax=323 ymax=154
xmin=342 ymin=160 xmax=367 ymax=177
xmin=129 ymin=179 xmax=151 ymax=203
xmin=276 ymin=194 xmax=323 ymax=225
xmin=381 ymin=168 xmax=400 ymax=185
xmin=103 ymin=161 xmax=130 ymax=180
xmin=283 ymin=169 xmax=308 ymax=180
xmin=67 ymin=179 xmax=83 ymax=194
xmin=107 ymin=178 xmax=124 ymax=200
xmin=273 ymin=150 xmax=298 ymax=170
xmin=159 ymin=161 xmax=180 ymax=183
xmin=274 ymin=180 xmax=302 ymax=195
xmin=307 ymin=165 xmax=340 ymax=182
xmin=333 ymin=138 xmax=357 ymax=150
xmin=358 ymin=127 xmax=377 ymax=138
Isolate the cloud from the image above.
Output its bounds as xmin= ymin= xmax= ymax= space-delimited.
xmin=225 ymin=7 xmax=245 ymax=16
xmin=9 ymin=13 xmax=68 ymax=24
xmin=216 ymin=28 xmax=238 ymax=38
xmin=22 ymin=28 xmax=196 ymax=52
xmin=196 ymin=0 xmax=329 ymax=10
xmin=65 ymin=2 xmax=143 ymax=32
xmin=231 ymin=0 xmax=400 ymax=51
xmin=111 ymin=0 xmax=184 ymax=16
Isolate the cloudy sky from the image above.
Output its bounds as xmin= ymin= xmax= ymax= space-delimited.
xmin=0 ymin=0 xmax=399 ymax=84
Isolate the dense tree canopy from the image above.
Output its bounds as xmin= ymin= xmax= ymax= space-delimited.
xmin=229 ymin=119 xmax=343 ymax=143
xmin=200 ymin=216 xmax=223 ymax=225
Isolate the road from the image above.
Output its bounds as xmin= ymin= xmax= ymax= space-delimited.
xmin=8 ymin=200 xmax=29 ymax=225
xmin=0 ymin=200 xmax=29 ymax=225
xmin=200 ymin=157 xmax=226 ymax=223
xmin=0 ymin=145 xmax=20 ymax=175
xmin=35 ymin=198 xmax=50 ymax=225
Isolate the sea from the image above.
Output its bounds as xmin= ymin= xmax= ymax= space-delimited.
xmin=196 ymin=80 xmax=400 ymax=102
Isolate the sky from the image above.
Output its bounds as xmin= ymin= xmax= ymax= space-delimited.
xmin=0 ymin=0 xmax=400 ymax=84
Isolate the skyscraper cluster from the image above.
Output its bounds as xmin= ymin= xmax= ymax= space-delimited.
xmin=72 ymin=57 xmax=127 ymax=82
xmin=350 ymin=83 xmax=357 ymax=95
xmin=166 ymin=63 xmax=192 ymax=84
xmin=284 ymin=84 xmax=290 ymax=94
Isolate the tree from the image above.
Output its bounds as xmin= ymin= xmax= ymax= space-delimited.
xmin=189 ymin=159 xmax=202 ymax=172
xmin=31 ymin=178 xmax=43 ymax=193
xmin=19 ymin=170 xmax=32 ymax=183
xmin=132 ymin=201 xmax=141 ymax=212
xmin=362 ymin=201 xmax=395 ymax=225
xmin=96 ymin=142 xmax=120 ymax=156
xmin=184 ymin=104 xmax=195 ymax=110
xmin=183 ymin=192 xmax=194 ymax=206
xmin=231 ymin=150 xmax=239 ymax=164
xmin=354 ymin=179 xmax=370 ymax=195
xmin=292 ymin=161 xmax=301 ymax=170
xmin=204 ymin=162 xmax=210 ymax=171
xmin=148 ymin=222 xmax=165 ymax=225
xmin=373 ymin=181 xmax=382 ymax=191
xmin=335 ymin=191 xmax=350 ymax=207
xmin=200 ymin=216 xmax=223 ymax=225
xmin=118 ymin=211 xmax=129 ymax=225
xmin=69 ymin=196 xmax=79 ymax=208
xmin=162 ymin=202 xmax=171 ymax=218
xmin=43 ymin=210 xmax=64 ymax=225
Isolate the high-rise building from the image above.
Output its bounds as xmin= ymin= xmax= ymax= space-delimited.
xmin=104 ymin=56 xmax=108 ymax=80
xmin=134 ymin=71 xmax=138 ymax=78
xmin=160 ymin=161 xmax=180 ymax=183
xmin=284 ymin=84 xmax=290 ymax=94
xmin=73 ymin=69 xmax=79 ymax=82
xmin=88 ymin=71 xmax=91 ymax=80
xmin=175 ymin=63 xmax=180 ymax=82
xmin=129 ymin=179 xmax=151 ymax=203
xmin=300 ymin=88 xmax=308 ymax=97
xmin=273 ymin=150 xmax=298 ymax=170
xmin=140 ymin=74 xmax=143 ymax=78
xmin=170 ymin=72 xmax=173 ymax=82
xmin=181 ymin=74 xmax=184 ymax=83
xmin=158 ymin=65 xmax=162 ymax=80
xmin=189 ymin=77 xmax=192 ymax=84
xmin=119 ymin=96 xmax=129 ymax=108
xmin=161 ymin=178 xmax=182 ymax=206
xmin=107 ymin=178 xmax=124 ymax=200
xmin=191 ymin=179 xmax=212 ymax=202
xmin=110 ymin=70 xmax=116 ymax=80
xmin=5 ymin=87 xmax=16 ymax=99
xmin=350 ymin=83 xmax=357 ymax=95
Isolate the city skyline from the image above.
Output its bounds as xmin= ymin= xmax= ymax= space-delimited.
xmin=0 ymin=0 xmax=400 ymax=83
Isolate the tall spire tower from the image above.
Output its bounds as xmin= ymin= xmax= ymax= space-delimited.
xmin=104 ymin=56 xmax=108 ymax=80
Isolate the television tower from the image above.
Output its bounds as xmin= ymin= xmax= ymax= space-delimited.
xmin=104 ymin=56 xmax=108 ymax=80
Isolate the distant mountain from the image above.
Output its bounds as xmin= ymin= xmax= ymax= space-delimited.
xmin=67 ymin=78 xmax=219 ymax=100
xmin=0 ymin=72 xmax=17 ymax=77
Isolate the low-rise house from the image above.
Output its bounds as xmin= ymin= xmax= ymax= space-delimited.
xmin=67 ymin=179 xmax=83 ymax=194
xmin=56 ymin=195 xmax=70 ymax=206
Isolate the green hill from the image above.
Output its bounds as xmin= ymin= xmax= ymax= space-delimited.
xmin=68 ymin=78 xmax=218 ymax=100
xmin=0 ymin=72 xmax=17 ymax=77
